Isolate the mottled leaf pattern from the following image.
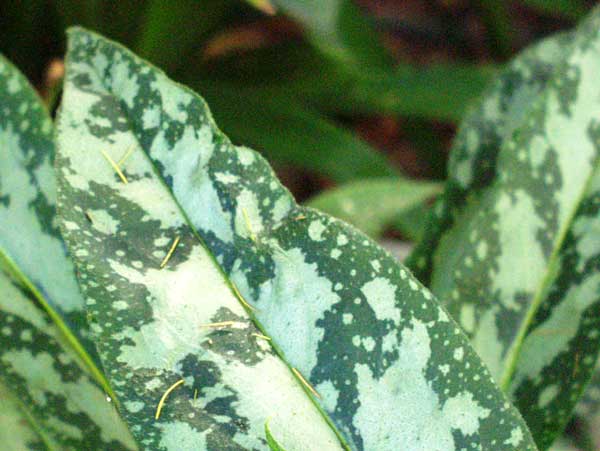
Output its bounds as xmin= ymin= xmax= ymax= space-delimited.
xmin=406 ymin=31 xmax=570 ymax=283
xmin=0 ymin=380 xmax=46 ymax=451
xmin=409 ymin=8 xmax=600 ymax=449
xmin=576 ymin=359 xmax=600 ymax=450
xmin=0 ymin=53 xmax=102 ymax=373
xmin=56 ymin=32 xmax=344 ymax=451
xmin=56 ymin=27 xmax=537 ymax=451
xmin=306 ymin=177 xmax=441 ymax=238
xmin=0 ymin=270 xmax=137 ymax=450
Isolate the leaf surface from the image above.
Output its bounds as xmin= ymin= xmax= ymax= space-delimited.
xmin=410 ymin=10 xmax=600 ymax=448
xmin=407 ymin=31 xmax=571 ymax=283
xmin=0 ymin=380 xmax=46 ymax=451
xmin=576 ymin=359 xmax=600 ymax=450
xmin=0 ymin=270 xmax=137 ymax=450
xmin=56 ymin=27 xmax=538 ymax=451
xmin=306 ymin=177 xmax=441 ymax=238
xmin=0 ymin=54 xmax=103 ymax=363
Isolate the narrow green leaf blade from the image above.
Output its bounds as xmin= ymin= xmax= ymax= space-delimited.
xmin=271 ymin=0 xmax=392 ymax=68
xmin=265 ymin=421 xmax=289 ymax=451
xmin=522 ymin=0 xmax=588 ymax=21
xmin=0 ymin=271 xmax=137 ymax=451
xmin=288 ymin=62 xmax=498 ymax=123
xmin=196 ymin=82 xmax=399 ymax=182
xmin=135 ymin=0 xmax=231 ymax=72
xmin=419 ymin=10 xmax=600 ymax=449
xmin=306 ymin=177 xmax=442 ymax=238
xmin=58 ymin=27 xmax=538 ymax=451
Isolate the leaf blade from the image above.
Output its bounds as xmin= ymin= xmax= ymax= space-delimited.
xmin=306 ymin=177 xmax=442 ymax=238
xmin=413 ymin=10 xmax=600 ymax=449
xmin=0 ymin=380 xmax=47 ymax=451
xmin=57 ymin=27 xmax=539 ymax=451
xmin=0 ymin=270 xmax=137 ymax=451
xmin=0 ymin=53 xmax=114 ymax=395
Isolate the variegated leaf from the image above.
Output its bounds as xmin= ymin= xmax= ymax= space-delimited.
xmin=406 ymin=30 xmax=571 ymax=284
xmin=0 ymin=53 xmax=104 ymax=380
xmin=0 ymin=380 xmax=46 ymax=451
xmin=576 ymin=359 xmax=600 ymax=450
xmin=0 ymin=269 xmax=137 ymax=450
xmin=411 ymin=8 xmax=600 ymax=449
xmin=56 ymin=27 xmax=537 ymax=451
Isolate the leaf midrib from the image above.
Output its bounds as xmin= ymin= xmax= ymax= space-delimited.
xmin=74 ymin=27 xmax=352 ymax=451
xmin=499 ymin=154 xmax=600 ymax=391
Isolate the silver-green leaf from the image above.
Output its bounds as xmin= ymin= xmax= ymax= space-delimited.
xmin=0 ymin=269 xmax=137 ymax=450
xmin=0 ymin=53 xmax=105 ymax=384
xmin=409 ymin=8 xmax=600 ymax=449
xmin=56 ymin=27 xmax=538 ymax=451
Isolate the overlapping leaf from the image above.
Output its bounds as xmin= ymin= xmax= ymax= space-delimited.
xmin=0 ymin=53 xmax=137 ymax=451
xmin=270 ymin=0 xmax=392 ymax=68
xmin=306 ymin=177 xmax=441 ymax=238
xmin=576 ymin=359 xmax=600 ymax=450
xmin=408 ymin=8 xmax=600 ymax=449
xmin=406 ymin=31 xmax=571 ymax=283
xmin=0 ymin=269 xmax=137 ymax=450
xmin=56 ymin=27 xmax=538 ymax=451
xmin=0 ymin=53 xmax=103 ymax=376
xmin=0 ymin=380 xmax=45 ymax=451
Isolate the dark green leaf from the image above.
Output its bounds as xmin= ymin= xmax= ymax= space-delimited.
xmin=522 ymin=0 xmax=589 ymax=21
xmin=196 ymin=81 xmax=399 ymax=182
xmin=135 ymin=0 xmax=231 ymax=73
xmin=271 ymin=0 xmax=392 ymax=68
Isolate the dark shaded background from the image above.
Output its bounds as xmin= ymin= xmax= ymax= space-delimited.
xmin=0 ymin=0 xmax=595 ymax=216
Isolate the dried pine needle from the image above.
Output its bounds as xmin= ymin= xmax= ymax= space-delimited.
xmin=155 ymin=379 xmax=185 ymax=420
xmin=100 ymin=149 xmax=128 ymax=184
xmin=241 ymin=207 xmax=257 ymax=242
xmin=292 ymin=368 xmax=321 ymax=399
xmin=251 ymin=333 xmax=271 ymax=341
xmin=200 ymin=321 xmax=235 ymax=329
xmin=160 ymin=236 xmax=180 ymax=268
xmin=117 ymin=143 xmax=137 ymax=166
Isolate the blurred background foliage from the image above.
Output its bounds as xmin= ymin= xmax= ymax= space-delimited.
xmin=0 ymin=0 xmax=595 ymax=243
